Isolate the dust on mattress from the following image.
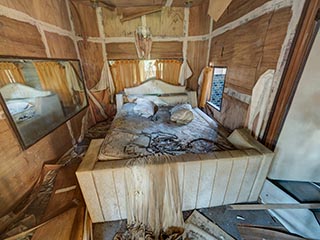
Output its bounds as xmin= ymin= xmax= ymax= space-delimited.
xmin=98 ymin=103 xmax=235 ymax=160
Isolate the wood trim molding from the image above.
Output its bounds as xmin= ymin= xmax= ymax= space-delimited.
xmin=262 ymin=0 xmax=320 ymax=149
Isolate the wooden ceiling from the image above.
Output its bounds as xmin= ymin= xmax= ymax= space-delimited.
xmin=74 ymin=0 xmax=205 ymax=8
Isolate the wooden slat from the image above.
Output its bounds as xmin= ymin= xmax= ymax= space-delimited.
xmin=209 ymin=151 xmax=233 ymax=207
xmin=238 ymin=225 xmax=306 ymax=240
xmin=223 ymin=151 xmax=248 ymax=205
xmin=182 ymin=160 xmax=201 ymax=210
xmin=229 ymin=203 xmax=320 ymax=210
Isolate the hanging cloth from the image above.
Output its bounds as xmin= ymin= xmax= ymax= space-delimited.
xmin=248 ymin=69 xmax=275 ymax=138
xmin=178 ymin=60 xmax=192 ymax=86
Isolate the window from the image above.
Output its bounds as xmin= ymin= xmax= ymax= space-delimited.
xmin=209 ymin=67 xmax=227 ymax=111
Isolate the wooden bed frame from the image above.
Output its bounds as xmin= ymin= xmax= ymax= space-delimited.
xmin=76 ymin=80 xmax=274 ymax=223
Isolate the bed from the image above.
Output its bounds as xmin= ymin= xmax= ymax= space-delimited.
xmin=76 ymin=79 xmax=274 ymax=223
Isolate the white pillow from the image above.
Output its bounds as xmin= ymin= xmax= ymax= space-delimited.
xmin=133 ymin=98 xmax=157 ymax=118
xmin=170 ymin=103 xmax=194 ymax=124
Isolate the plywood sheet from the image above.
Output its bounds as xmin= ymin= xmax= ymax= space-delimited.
xmin=106 ymin=42 xmax=138 ymax=59
xmin=151 ymin=41 xmax=183 ymax=59
xmin=146 ymin=7 xmax=184 ymax=37
xmin=214 ymin=0 xmax=270 ymax=29
xmin=102 ymin=8 xmax=141 ymax=37
xmin=70 ymin=1 xmax=100 ymax=37
xmin=187 ymin=40 xmax=209 ymax=90
xmin=45 ymin=31 xmax=77 ymax=59
xmin=189 ymin=0 xmax=211 ymax=36
xmin=0 ymin=16 xmax=46 ymax=57
xmin=78 ymin=41 xmax=104 ymax=89
xmin=0 ymin=0 xmax=71 ymax=30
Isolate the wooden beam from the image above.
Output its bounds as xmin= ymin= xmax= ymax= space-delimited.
xmin=228 ymin=203 xmax=320 ymax=210
xmin=118 ymin=6 xmax=163 ymax=22
xmin=263 ymin=0 xmax=320 ymax=149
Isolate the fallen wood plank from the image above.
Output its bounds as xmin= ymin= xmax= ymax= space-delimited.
xmin=3 ymin=202 xmax=78 ymax=240
xmin=227 ymin=203 xmax=320 ymax=210
xmin=238 ymin=225 xmax=305 ymax=240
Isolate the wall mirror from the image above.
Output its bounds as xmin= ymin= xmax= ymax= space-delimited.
xmin=0 ymin=58 xmax=88 ymax=149
xmin=209 ymin=66 xmax=227 ymax=111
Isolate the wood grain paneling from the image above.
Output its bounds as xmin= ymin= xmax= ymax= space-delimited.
xmin=0 ymin=16 xmax=46 ymax=57
xmin=209 ymin=6 xmax=293 ymax=130
xmin=78 ymin=41 xmax=104 ymax=89
xmin=187 ymin=40 xmax=209 ymax=90
xmin=151 ymin=41 xmax=183 ymax=59
xmin=263 ymin=1 xmax=319 ymax=149
xmin=45 ymin=32 xmax=77 ymax=59
xmin=0 ymin=0 xmax=71 ymax=30
xmin=214 ymin=0 xmax=270 ymax=29
xmin=70 ymin=1 xmax=100 ymax=37
xmin=189 ymin=0 xmax=210 ymax=36
xmin=210 ymin=8 xmax=292 ymax=93
xmin=102 ymin=8 xmax=141 ymax=37
xmin=206 ymin=94 xmax=249 ymax=130
xmin=106 ymin=42 xmax=138 ymax=59
xmin=147 ymin=7 xmax=184 ymax=37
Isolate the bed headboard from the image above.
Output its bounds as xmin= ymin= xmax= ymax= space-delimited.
xmin=116 ymin=79 xmax=197 ymax=112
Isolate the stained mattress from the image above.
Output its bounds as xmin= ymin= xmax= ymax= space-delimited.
xmin=98 ymin=103 xmax=235 ymax=160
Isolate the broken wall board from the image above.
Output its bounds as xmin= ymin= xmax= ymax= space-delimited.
xmin=208 ymin=0 xmax=233 ymax=22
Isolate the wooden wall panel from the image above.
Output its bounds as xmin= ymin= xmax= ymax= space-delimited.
xmin=102 ymin=8 xmax=141 ymax=37
xmin=187 ymin=40 xmax=209 ymax=90
xmin=106 ymin=42 xmax=138 ymax=59
xmin=189 ymin=0 xmax=211 ymax=36
xmin=206 ymin=94 xmax=249 ymax=130
xmin=70 ymin=1 xmax=100 ymax=37
xmin=45 ymin=32 xmax=77 ymax=59
xmin=78 ymin=41 xmax=104 ymax=89
xmin=0 ymin=16 xmax=46 ymax=57
xmin=214 ymin=0 xmax=270 ymax=29
xmin=146 ymin=7 xmax=184 ymax=37
xmin=0 ymin=0 xmax=71 ymax=30
xmin=151 ymin=41 xmax=183 ymax=59
xmin=0 ymin=1 xmax=87 ymax=217
xmin=208 ymin=5 xmax=293 ymax=130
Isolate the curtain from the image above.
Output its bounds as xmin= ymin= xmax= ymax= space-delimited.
xmin=199 ymin=67 xmax=213 ymax=108
xmin=0 ymin=62 xmax=25 ymax=87
xmin=110 ymin=60 xmax=142 ymax=93
xmin=155 ymin=59 xmax=182 ymax=85
xmin=33 ymin=62 xmax=73 ymax=106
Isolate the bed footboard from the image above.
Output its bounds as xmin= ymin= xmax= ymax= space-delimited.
xmin=76 ymin=129 xmax=273 ymax=223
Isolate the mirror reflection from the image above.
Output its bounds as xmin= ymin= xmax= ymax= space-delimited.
xmin=0 ymin=58 xmax=88 ymax=148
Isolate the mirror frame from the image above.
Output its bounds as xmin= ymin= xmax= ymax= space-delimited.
xmin=0 ymin=56 xmax=88 ymax=150
xmin=207 ymin=66 xmax=227 ymax=112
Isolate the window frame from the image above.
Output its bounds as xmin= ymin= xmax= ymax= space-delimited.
xmin=207 ymin=66 xmax=227 ymax=112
